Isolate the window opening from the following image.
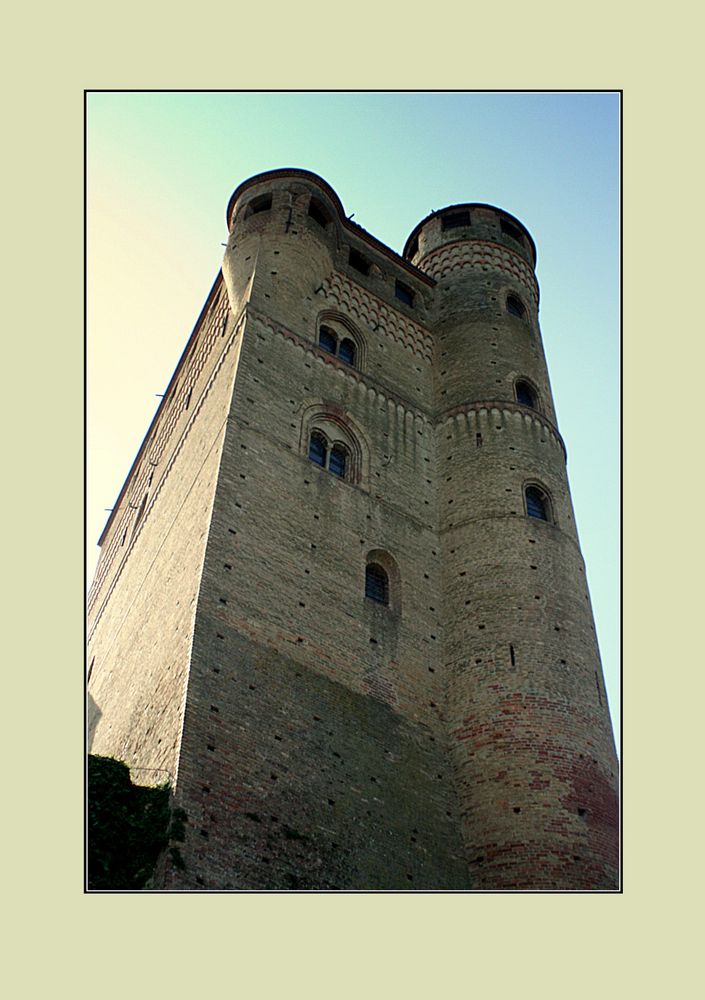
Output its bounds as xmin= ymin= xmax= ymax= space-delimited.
xmin=329 ymin=444 xmax=348 ymax=479
xmin=349 ymin=248 xmax=371 ymax=275
xmin=308 ymin=431 xmax=327 ymax=468
xmin=525 ymin=486 xmax=549 ymax=521
xmin=501 ymin=218 xmax=523 ymax=243
xmin=395 ymin=281 xmax=414 ymax=307
xmin=442 ymin=210 xmax=470 ymax=230
xmin=248 ymin=193 xmax=272 ymax=215
xmin=338 ymin=338 xmax=356 ymax=365
xmin=516 ymin=380 xmax=536 ymax=408
xmin=507 ymin=294 xmax=526 ymax=319
xmin=365 ymin=563 xmax=389 ymax=605
xmin=308 ymin=197 xmax=331 ymax=228
xmin=319 ymin=326 xmax=337 ymax=355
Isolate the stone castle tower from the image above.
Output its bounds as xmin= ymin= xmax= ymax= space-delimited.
xmin=87 ymin=168 xmax=618 ymax=890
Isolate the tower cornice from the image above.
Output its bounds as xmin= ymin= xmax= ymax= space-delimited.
xmin=403 ymin=202 xmax=537 ymax=265
xmin=227 ymin=168 xmax=436 ymax=287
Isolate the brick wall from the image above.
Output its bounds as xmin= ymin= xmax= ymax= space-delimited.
xmin=88 ymin=169 xmax=618 ymax=890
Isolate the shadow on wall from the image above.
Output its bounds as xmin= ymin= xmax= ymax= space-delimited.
xmin=87 ymin=691 xmax=101 ymax=751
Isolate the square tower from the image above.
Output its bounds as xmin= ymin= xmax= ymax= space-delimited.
xmin=88 ymin=169 xmax=618 ymax=890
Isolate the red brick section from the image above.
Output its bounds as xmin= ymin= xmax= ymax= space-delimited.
xmin=450 ymin=692 xmax=618 ymax=889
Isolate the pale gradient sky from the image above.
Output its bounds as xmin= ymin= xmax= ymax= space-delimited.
xmin=87 ymin=91 xmax=620 ymax=744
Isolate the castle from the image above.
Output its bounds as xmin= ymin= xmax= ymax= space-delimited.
xmin=87 ymin=168 xmax=619 ymax=890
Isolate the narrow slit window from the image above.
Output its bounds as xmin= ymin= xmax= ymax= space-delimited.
xmin=329 ymin=444 xmax=348 ymax=479
xmin=308 ymin=431 xmax=327 ymax=468
xmin=365 ymin=563 xmax=389 ymax=605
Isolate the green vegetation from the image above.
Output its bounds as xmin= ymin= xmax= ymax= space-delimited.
xmin=87 ymin=755 xmax=185 ymax=890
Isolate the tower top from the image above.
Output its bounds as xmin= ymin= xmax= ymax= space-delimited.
xmin=403 ymin=203 xmax=537 ymax=269
xmin=227 ymin=167 xmax=435 ymax=286
xmin=226 ymin=167 xmax=346 ymax=229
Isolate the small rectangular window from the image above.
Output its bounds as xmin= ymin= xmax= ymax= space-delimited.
xmin=441 ymin=210 xmax=470 ymax=231
xmin=500 ymin=218 xmax=523 ymax=243
xmin=348 ymin=248 xmax=371 ymax=275
xmin=308 ymin=198 xmax=330 ymax=227
xmin=249 ymin=193 xmax=272 ymax=215
xmin=395 ymin=281 xmax=414 ymax=307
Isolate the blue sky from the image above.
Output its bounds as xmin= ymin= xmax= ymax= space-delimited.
xmin=87 ymin=91 xmax=620 ymax=742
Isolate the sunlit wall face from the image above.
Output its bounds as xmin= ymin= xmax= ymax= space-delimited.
xmin=87 ymin=91 xmax=620 ymax=743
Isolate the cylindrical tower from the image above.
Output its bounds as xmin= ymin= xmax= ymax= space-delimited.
xmin=404 ymin=206 xmax=618 ymax=889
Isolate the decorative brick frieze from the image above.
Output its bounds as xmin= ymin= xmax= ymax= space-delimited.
xmin=440 ymin=400 xmax=566 ymax=458
xmin=319 ymin=271 xmax=434 ymax=362
xmin=421 ymin=240 xmax=539 ymax=307
xmin=250 ymin=308 xmax=432 ymax=427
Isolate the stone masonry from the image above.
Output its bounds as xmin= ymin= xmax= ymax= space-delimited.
xmin=87 ymin=168 xmax=619 ymax=890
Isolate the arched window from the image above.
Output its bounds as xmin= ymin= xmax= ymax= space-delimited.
xmin=308 ymin=429 xmax=352 ymax=481
xmin=525 ymin=485 xmax=550 ymax=521
xmin=329 ymin=444 xmax=348 ymax=478
xmin=319 ymin=326 xmax=337 ymax=355
xmin=315 ymin=314 xmax=365 ymax=371
xmin=515 ymin=379 xmax=537 ymax=409
xmin=365 ymin=563 xmax=389 ymax=605
xmin=338 ymin=338 xmax=356 ymax=366
xmin=506 ymin=294 xmax=526 ymax=319
xmin=308 ymin=431 xmax=327 ymax=467
xmin=318 ymin=325 xmax=356 ymax=367
xmin=301 ymin=402 xmax=370 ymax=488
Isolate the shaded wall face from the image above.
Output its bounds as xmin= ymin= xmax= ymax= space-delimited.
xmin=87 ymin=290 xmax=246 ymax=783
xmin=170 ymin=632 xmax=469 ymax=890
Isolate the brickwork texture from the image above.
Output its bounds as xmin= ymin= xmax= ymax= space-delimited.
xmin=87 ymin=168 xmax=619 ymax=890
